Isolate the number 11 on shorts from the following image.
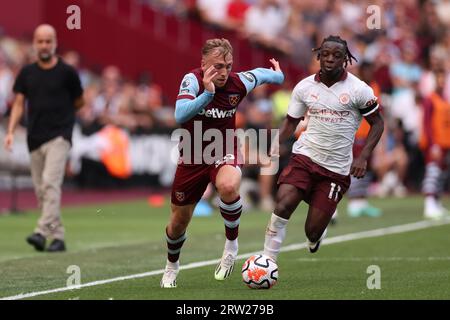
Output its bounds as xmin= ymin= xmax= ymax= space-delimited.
xmin=328 ymin=182 xmax=341 ymax=202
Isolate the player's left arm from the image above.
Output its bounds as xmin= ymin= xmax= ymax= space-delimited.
xmin=351 ymin=88 xmax=384 ymax=179
xmin=238 ymin=58 xmax=284 ymax=95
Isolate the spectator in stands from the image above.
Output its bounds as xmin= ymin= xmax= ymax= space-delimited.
xmin=276 ymin=10 xmax=315 ymax=69
xmin=389 ymin=40 xmax=423 ymax=137
xmin=346 ymin=61 xmax=383 ymax=217
xmin=226 ymin=0 xmax=251 ymax=29
xmin=243 ymin=0 xmax=288 ymax=49
xmin=372 ymin=119 xmax=409 ymax=198
xmin=3 ymin=24 xmax=84 ymax=252
xmin=0 ymin=50 xmax=13 ymax=116
xmin=196 ymin=0 xmax=233 ymax=30
xmin=420 ymin=68 xmax=450 ymax=219
xmin=241 ymin=85 xmax=275 ymax=211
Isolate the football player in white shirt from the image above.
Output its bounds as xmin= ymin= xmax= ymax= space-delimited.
xmin=264 ymin=36 xmax=384 ymax=261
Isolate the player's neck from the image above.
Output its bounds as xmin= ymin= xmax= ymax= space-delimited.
xmin=319 ymin=68 xmax=345 ymax=87
xmin=37 ymin=56 xmax=58 ymax=70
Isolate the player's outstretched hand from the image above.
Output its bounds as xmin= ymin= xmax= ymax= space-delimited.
xmin=269 ymin=58 xmax=282 ymax=73
xmin=203 ymin=65 xmax=218 ymax=93
xmin=350 ymin=157 xmax=367 ymax=179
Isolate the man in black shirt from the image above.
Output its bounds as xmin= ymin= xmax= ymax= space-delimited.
xmin=3 ymin=24 xmax=84 ymax=252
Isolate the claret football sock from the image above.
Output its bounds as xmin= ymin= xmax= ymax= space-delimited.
xmin=166 ymin=229 xmax=186 ymax=263
xmin=219 ymin=196 xmax=242 ymax=241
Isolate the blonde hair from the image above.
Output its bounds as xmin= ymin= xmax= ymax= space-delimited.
xmin=201 ymin=38 xmax=233 ymax=58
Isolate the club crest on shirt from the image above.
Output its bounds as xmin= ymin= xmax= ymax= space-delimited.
xmin=229 ymin=94 xmax=241 ymax=106
xmin=175 ymin=192 xmax=185 ymax=202
xmin=339 ymin=93 xmax=350 ymax=105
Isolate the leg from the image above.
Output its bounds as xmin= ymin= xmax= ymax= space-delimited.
xmin=264 ymin=183 xmax=305 ymax=260
xmin=423 ymin=160 xmax=445 ymax=219
xmin=162 ymin=164 xmax=210 ymax=288
xmin=213 ymin=164 xmax=242 ymax=280
xmin=27 ymin=147 xmax=47 ymax=251
xmin=166 ymin=203 xmax=196 ymax=261
xmin=304 ymin=205 xmax=332 ymax=243
xmin=37 ymin=137 xmax=70 ymax=245
xmin=161 ymin=203 xmax=196 ymax=288
xmin=30 ymin=148 xmax=45 ymax=216
xmin=306 ymin=171 xmax=350 ymax=252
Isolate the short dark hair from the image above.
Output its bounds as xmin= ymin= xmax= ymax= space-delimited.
xmin=312 ymin=35 xmax=358 ymax=68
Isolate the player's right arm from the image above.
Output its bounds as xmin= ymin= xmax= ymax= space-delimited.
xmin=174 ymin=66 xmax=217 ymax=124
xmin=3 ymin=93 xmax=25 ymax=151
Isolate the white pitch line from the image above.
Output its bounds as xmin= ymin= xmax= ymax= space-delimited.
xmin=1 ymin=218 xmax=449 ymax=300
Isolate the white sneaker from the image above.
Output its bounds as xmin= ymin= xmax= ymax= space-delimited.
xmin=160 ymin=266 xmax=179 ymax=288
xmin=424 ymin=197 xmax=445 ymax=220
xmin=214 ymin=252 xmax=236 ymax=281
xmin=424 ymin=207 xmax=444 ymax=220
xmin=308 ymin=228 xmax=327 ymax=253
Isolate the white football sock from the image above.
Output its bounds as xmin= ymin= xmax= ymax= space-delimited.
xmin=165 ymin=260 xmax=179 ymax=270
xmin=224 ymin=239 xmax=238 ymax=256
xmin=264 ymin=213 xmax=289 ymax=261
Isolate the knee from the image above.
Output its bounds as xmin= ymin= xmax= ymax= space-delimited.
xmin=216 ymin=181 xmax=239 ymax=200
xmin=275 ymin=201 xmax=294 ymax=219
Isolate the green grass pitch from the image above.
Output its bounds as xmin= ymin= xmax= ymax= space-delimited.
xmin=0 ymin=196 xmax=449 ymax=300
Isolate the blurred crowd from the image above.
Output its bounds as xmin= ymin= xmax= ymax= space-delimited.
xmin=1 ymin=0 xmax=450 ymax=202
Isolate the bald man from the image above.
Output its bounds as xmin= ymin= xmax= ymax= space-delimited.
xmin=4 ymin=24 xmax=84 ymax=252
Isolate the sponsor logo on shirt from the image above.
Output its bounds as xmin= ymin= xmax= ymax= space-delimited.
xmin=198 ymin=108 xmax=237 ymax=119
xmin=308 ymin=108 xmax=350 ymax=123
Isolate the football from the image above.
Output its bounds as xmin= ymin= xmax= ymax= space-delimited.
xmin=241 ymin=254 xmax=278 ymax=289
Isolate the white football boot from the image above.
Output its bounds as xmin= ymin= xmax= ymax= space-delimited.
xmin=160 ymin=262 xmax=179 ymax=288
xmin=214 ymin=251 xmax=236 ymax=281
xmin=424 ymin=197 xmax=445 ymax=220
xmin=308 ymin=227 xmax=328 ymax=253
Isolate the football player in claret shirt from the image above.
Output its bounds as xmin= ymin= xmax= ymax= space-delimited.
xmin=161 ymin=38 xmax=284 ymax=288
xmin=263 ymin=36 xmax=384 ymax=262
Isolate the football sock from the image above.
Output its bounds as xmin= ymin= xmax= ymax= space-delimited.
xmin=224 ymin=238 xmax=238 ymax=256
xmin=165 ymin=259 xmax=179 ymax=270
xmin=422 ymin=162 xmax=442 ymax=196
xmin=264 ymin=213 xmax=289 ymax=261
xmin=166 ymin=229 xmax=186 ymax=263
xmin=219 ymin=196 xmax=242 ymax=241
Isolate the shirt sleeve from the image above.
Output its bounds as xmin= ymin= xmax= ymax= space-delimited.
xmin=286 ymin=82 xmax=307 ymax=119
xmin=177 ymin=73 xmax=200 ymax=100
xmin=174 ymin=73 xmax=214 ymax=124
xmin=356 ymin=82 xmax=379 ymax=117
xmin=13 ymin=67 xmax=27 ymax=95
xmin=238 ymin=68 xmax=284 ymax=95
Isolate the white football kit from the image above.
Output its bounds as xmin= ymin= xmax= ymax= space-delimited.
xmin=287 ymin=71 xmax=379 ymax=176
